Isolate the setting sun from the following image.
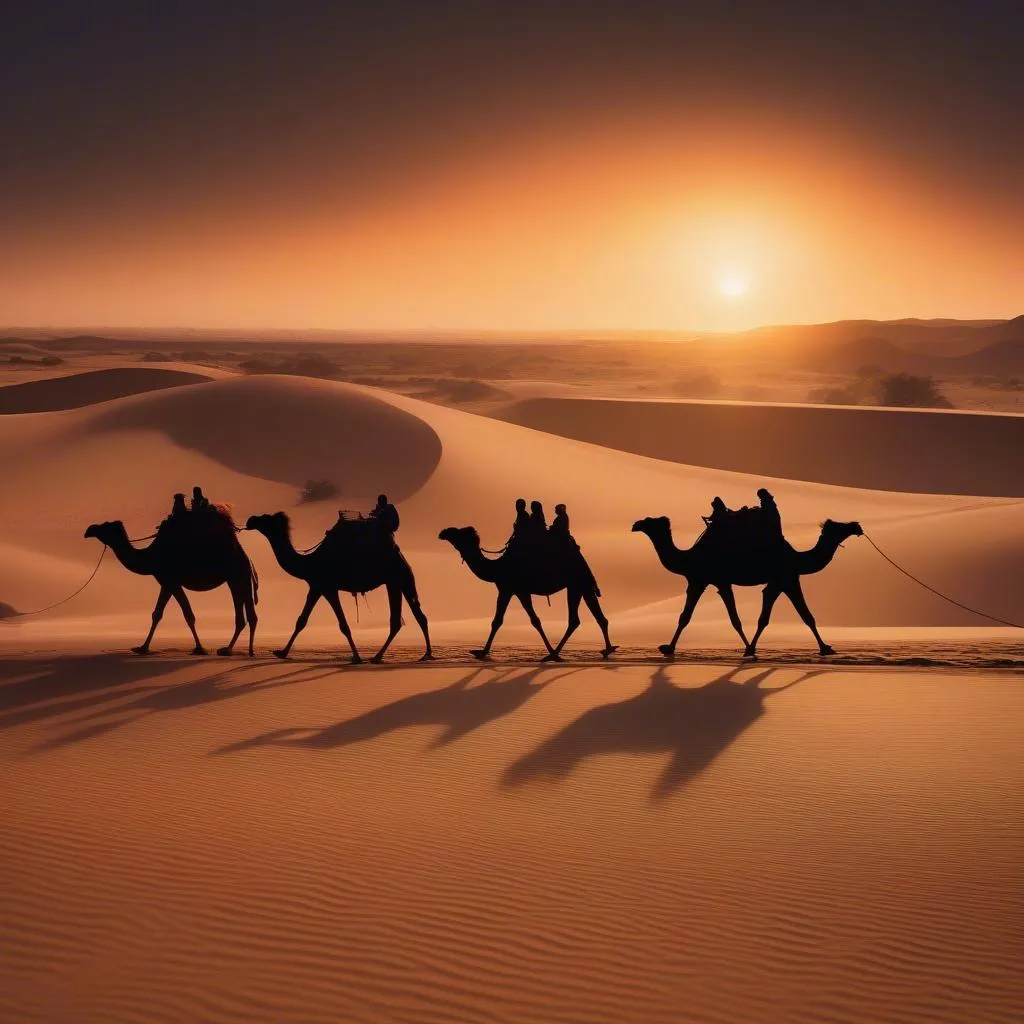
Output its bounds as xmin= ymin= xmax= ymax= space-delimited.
xmin=717 ymin=272 xmax=750 ymax=299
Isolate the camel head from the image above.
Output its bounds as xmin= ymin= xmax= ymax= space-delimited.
xmin=245 ymin=511 xmax=290 ymax=537
xmin=84 ymin=520 xmax=127 ymax=545
xmin=438 ymin=526 xmax=480 ymax=554
xmin=631 ymin=516 xmax=671 ymax=537
xmin=820 ymin=519 xmax=863 ymax=544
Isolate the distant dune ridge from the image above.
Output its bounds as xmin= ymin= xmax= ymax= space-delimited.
xmin=499 ymin=397 xmax=1024 ymax=497
xmin=0 ymin=367 xmax=212 ymax=414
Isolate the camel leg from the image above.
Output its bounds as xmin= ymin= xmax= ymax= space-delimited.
xmin=582 ymin=590 xmax=618 ymax=658
xmin=400 ymin=577 xmax=433 ymax=662
xmin=171 ymin=588 xmax=207 ymax=655
xmin=746 ymin=584 xmax=782 ymax=659
xmin=371 ymin=584 xmax=404 ymax=664
xmin=472 ymin=590 xmax=512 ymax=660
xmin=243 ymin=586 xmax=258 ymax=657
xmin=659 ymin=581 xmax=708 ymax=658
xmin=217 ymin=581 xmax=247 ymax=657
xmin=784 ymin=580 xmax=835 ymax=656
xmin=323 ymin=590 xmax=362 ymax=664
xmin=549 ymin=590 xmax=582 ymax=660
xmin=276 ymin=588 xmax=322 ymax=660
xmin=134 ymin=586 xmax=174 ymax=655
xmin=519 ymin=593 xmax=557 ymax=661
xmin=715 ymin=584 xmax=751 ymax=654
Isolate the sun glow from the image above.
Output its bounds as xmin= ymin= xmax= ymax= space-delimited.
xmin=717 ymin=272 xmax=750 ymax=298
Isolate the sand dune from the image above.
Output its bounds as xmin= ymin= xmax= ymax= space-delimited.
xmin=0 ymin=373 xmax=1020 ymax=655
xmin=0 ymin=367 xmax=213 ymax=414
xmin=1 ymin=652 xmax=1021 ymax=1023
xmin=498 ymin=396 xmax=1024 ymax=496
xmin=95 ymin=374 xmax=443 ymax=503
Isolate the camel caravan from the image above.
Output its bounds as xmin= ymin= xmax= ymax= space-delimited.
xmin=84 ymin=487 xmax=862 ymax=662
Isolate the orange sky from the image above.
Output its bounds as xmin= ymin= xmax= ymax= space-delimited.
xmin=2 ymin=5 xmax=1021 ymax=332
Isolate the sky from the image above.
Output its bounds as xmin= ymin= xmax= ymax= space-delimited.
xmin=1 ymin=1 xmax=1022 ymax=332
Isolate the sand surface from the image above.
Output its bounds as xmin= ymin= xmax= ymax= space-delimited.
xmin=1 ymin=366 xmax=1022 ymax=1021
xmin=1 ymin=651 xmax=1022 ymax=1023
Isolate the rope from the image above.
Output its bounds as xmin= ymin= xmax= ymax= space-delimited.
xmin=9 ymin=546 xmax=109 ymax=618
xmin=863 ymin=533 xmax=1023 ymax=630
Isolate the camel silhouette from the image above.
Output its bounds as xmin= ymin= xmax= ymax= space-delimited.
xmin=83 ymin=519 xmax=258 ymax=656
xmin=631 ymin=516 xmax=863 ymax=658
xmin=246 ymin=511 xmax=432 ymax=664
xmin=438 ymin=525 xmax=616 ymax=661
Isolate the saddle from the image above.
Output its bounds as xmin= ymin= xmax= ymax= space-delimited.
xmin=700 ymin=505 xmax=782 ymax=552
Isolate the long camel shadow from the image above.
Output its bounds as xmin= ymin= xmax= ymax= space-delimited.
xmin=503 ymin=665 xmax=830 ymax=801
xmin=22 ymin=659 xmax=338 ymax=753
xmin=214 ymin=665 xmax=576 ymax=756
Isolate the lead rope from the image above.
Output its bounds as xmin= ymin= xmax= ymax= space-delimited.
xmin=862 ymin=533 xmax=1023 ymax=629
xmin=8 ymin=545 xmax=109 ymax=618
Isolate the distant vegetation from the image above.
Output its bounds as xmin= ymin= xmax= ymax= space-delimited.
xmin=669 ymin=369 xmax=721 ymax=399
xmin=6 ymin=354 xmax=64 ymax=367
xmin=809 ymin=371 xmax=954 ymax=409
xmin=240 ymin=353 xmax=341 ymax=377
xmin=299 ymin=479 xmax=339 ymax=504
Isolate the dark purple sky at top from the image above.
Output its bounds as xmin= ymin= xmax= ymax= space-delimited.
xmin=2 ymin=0 xmax=1022 ymax=229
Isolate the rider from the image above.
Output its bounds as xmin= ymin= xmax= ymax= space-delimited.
xmin=369 ymin=493 xmax=400 ymax=534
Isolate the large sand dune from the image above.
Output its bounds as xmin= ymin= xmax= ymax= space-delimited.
xmin=498 ymin=396 xmax=1024 ymax=496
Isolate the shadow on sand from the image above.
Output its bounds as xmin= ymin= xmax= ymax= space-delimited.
xmin=0 ymin=654 xmax=339 ymax=753
xmin=213 ymin=665 xmax=578 ymax=756
xmin=503 ymin=665 xmax=830 ymax=801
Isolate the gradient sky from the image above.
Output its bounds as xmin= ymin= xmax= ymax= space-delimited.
xmin=2 ymin=1 xmax=1022 ymax=331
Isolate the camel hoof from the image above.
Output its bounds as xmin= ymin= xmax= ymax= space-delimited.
xmin=216 ymin=647 xmax=233 ymax=657
xmin=190 ymin=647 xmax=208 ymax=656
xmin=419 ymin=653 xmax=435 ymax=662
xmin=350 ymin=655 xmax=364 ymax=666
xmin=272 ymin=649 xmax=289 ymax=660
xmin=657 ymin=644 xmax=676 ymax=659
xmin=819 ymin=645 xmax=836 ymax=657
xmin=541 ymin=653 xmax=563 ymax=663
xmin=131 ymin=646 xmax=152 ymax=656
xmin=470 ymin=650 xmax=490 ymax=661
xmin=601 ymin=645 xmax=619 ymax=659
xmin=743 ymin=650 xmax=758 ymax=661
xmin=370 ymin=655 xmax=384 ymax=665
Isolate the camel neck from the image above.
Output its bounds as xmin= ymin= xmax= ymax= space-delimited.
xmin=459 ymin=542 xmax=502 ymax=584
xmin=797 ymin=531 xmax=843 ymax=576
xmin=107 ymin=530 xmax=155 ymax=577
xmin=647 ymin=527 xmax=691 ymax=575
xmin=262 ymin=527 xmax=312 ymax=581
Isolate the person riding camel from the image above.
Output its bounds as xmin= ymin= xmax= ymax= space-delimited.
xmin=191 ymin=486 xmax=210 ymax=512
xmin=170 ymin=492 xmax=187 ymax=517
xmin=551 ymin=503 xmax=571 ymax=537
xmin=529 ymin=500 xmax=547 ymax=537
xmin=369 ymin=493 xmax=400 ymax=534
xmin=704 ymin=496 xmax=729 ymax=527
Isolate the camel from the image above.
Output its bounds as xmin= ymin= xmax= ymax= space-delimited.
xmin=84 ymin=519 xmax=258 ymax=656
xmin=438 ymin=526 xmax=617 ymax=661
xmin=631 ymin=516 xmax=863 ymax=658
xmin=245 ymin=512 xmax=432 ymax=664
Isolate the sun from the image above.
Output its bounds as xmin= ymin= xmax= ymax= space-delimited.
xmin=717 ymin=272 xmax=749 ymax=299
